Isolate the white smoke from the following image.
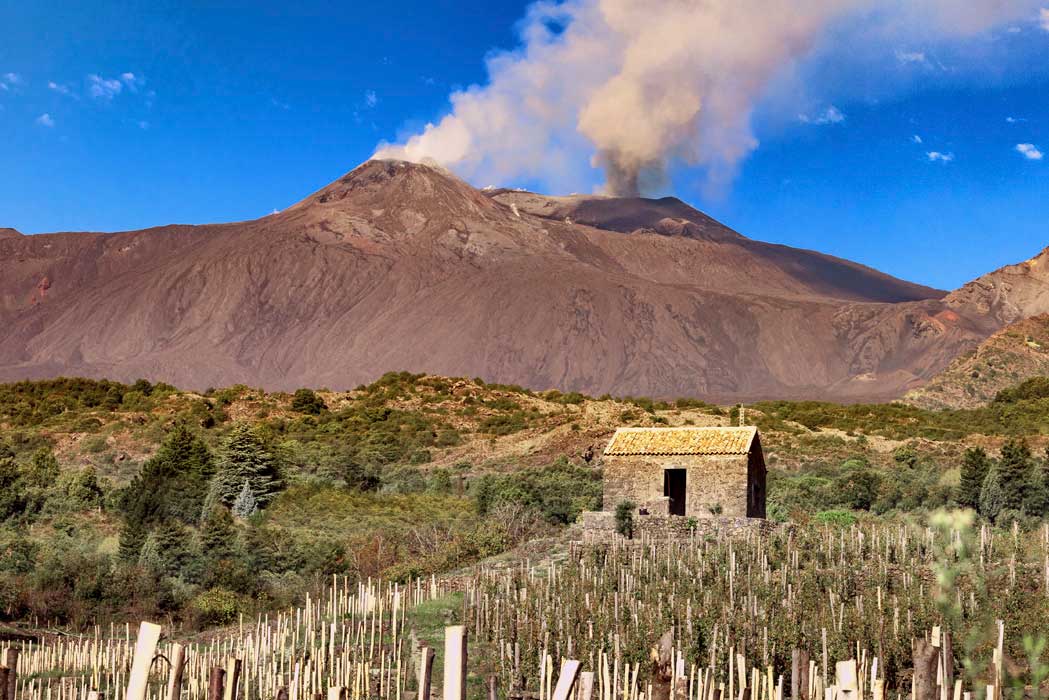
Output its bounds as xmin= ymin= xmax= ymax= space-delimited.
xmin=375 ymin=0 xmax=1042 ymax=196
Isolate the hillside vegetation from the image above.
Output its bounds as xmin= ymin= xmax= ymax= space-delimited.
xmin=4 ymin=373 xmax=1049 ymax=629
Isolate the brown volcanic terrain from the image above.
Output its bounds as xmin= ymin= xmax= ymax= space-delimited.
xmin=0 ymin=159 xmax=1047 ymax=401
xmin=905 ymin=314 xmax=1049 ymax=409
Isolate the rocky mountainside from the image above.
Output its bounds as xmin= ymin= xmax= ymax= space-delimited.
xmin=905 ymin=315 xmax=1049 ymax=409
xmin=0 ymin=159 xmax=1046 ymax=401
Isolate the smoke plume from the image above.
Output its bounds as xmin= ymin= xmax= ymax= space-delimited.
xmin=375 ymin=0 xmax=1041 ymax=196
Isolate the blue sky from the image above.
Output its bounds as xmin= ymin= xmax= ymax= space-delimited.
xmin=2 ymin=0 xmax=1048 ymax=290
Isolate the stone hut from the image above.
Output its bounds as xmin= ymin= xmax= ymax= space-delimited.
xmin=601 ymin=426 xmax=766 ymax=518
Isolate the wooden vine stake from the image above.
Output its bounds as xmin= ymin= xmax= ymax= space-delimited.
xmin=552 ymin=660 xmax=582 ymax=700
xmin=166 ymin=643 xmax=188 ymax=700
xmin=3 ymin=647 xmax=18 ymax=700
xmin=125 ymin=622 xmax=163 ymax=700
xmin=419 ymin=645 xmax=436 ymax=700
xmin=443 ymin=626 xmax=468 ymax=700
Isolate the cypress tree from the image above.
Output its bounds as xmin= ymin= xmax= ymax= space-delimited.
xmin=957 ymin=447 xmax=990 ymax=509
xmin=979 ymin=469 xmax=1004 ymax=522
xmin=208 ymin=424 xmax=283 ymax=509
xmin=997 ymin=438 xmax=1033 ymax=511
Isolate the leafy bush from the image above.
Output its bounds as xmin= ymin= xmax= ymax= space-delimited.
xmin=291 ymin=389 xmax=327 ymax=415
xmin=189 ymin=588 xmax=244 ymax=627
xmin=614 ymin=501 xmax=635 ymax=538
xmin=473 ymin=458 xmax=601 ymax=524
xmin=814 ymin=509 xmax=857 ymax=526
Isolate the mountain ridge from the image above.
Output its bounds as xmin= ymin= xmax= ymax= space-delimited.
xmin=0 ymin=159 xmax=1043 ymax=402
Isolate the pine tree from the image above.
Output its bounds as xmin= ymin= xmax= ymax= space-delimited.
xmin=979 ymin=468 xmax=1004 ymax=522
xmin=121 ymin=423 xmax=215 ymax=527
xmin=231 ymin=480 xmax=258 ymax=518
xmin=208 ymin=424 xmax=283 ymax=509
xmin=118 ymin=517 xmax=148 ymax=562
xmin=957 ymin=447 xmax=990 ymax=509
xmin=997 ymin=438 xmax=1033 ymax=511
xmin=152 ymin=519 xmax=190 ymax=576
xmin=200 ymin=505 xmax=236 ymax=562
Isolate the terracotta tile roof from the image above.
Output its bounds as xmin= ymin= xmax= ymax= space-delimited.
xmin=604 ymin=427 xmax=758 ymax=456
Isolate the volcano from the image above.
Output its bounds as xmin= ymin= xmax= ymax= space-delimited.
xmin=1 ymin=159 xmax=1046 ymax=402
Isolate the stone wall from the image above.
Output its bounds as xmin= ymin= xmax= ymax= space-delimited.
xmin=579 ymin=510 xmax=777 ymax=543
xmin=602 ymin=453 xmax=750 ymax=517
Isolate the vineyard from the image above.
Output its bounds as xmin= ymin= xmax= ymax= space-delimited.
xmin=4 ymin=516 xmax=1048 ymax=700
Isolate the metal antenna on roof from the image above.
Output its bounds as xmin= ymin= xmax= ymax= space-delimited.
xmin=739 ymin=404 xmax=745 ymax=427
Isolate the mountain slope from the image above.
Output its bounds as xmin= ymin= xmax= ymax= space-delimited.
xmin=905 ymin=315 xmax=1049 ymax=409
xmin=0 ymin=159 xmax=1044 ymax=401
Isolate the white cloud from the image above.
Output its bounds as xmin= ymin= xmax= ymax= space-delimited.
xmin=1016 ymin=143 xmax=1044 ymax=160
xmin=1040 ymin=8 xmax=1049 ymax=31
xmin=927 ymin=151 xmax=954 ymax=162
xmin=896 ymin=50 xmax=928 ymax=64
xmin=911 ymin=134 xmax=923 ymax=144
xmin=47 ymin=81 xmax=75 ymax=97
xmin=88 ymin=74 xmax=123 ymax=99
xmin=364 ymin=90 xmax=378 ymax=108
xmin=87 ymin=72 xmax=144 ymax=100
xmin=120 ymin=72 xmax=144 ymax=91
xmin=0 ymin=73 xmax=19 ymax=91
xmin=1006 ymin=116 xmax=1025 ymax=123
xmin=799 ymin=105 xmax=845 ymax=125
xmin=35 ymin=113 xmax=55 ymax=128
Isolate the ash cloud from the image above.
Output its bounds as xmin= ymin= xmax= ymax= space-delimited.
xmin=375 ymin=0 xmax=1041 ymax=196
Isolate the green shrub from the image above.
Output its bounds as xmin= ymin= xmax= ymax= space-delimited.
xmin=814 ymin=509 xmax=857 ymax=526
xmin=614 ymin=501 xmax=635 ymax=538
xmin=190 ymin=588 xmax=244 ymax=627
xmin=291 ymin=389 xmax=327 ymax=415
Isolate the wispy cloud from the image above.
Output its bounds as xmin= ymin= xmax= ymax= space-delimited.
xmin=270 ymin=97 xmax=290 ymax=111
xmin=35 ymin=113 xmax=55 ymax=128
xmin=911 ymin=134 xmax=923 ymax=144
xmin=798 ymin=105 xmax=845 ymax=125
xmin=364 ymin=90 xmax=378 ymax=108
xmin=87 ymin=72 xmax=144 ymax=100
xmin=927 ymin=151 xmax=954 ymax=162
xmin=47 ymin=81 xmax=76 ymax=98
xmin=0 ymin=73 xmax=20 ymax=91
xmin=1041 ymin=8 xmax=1049 ymax=32
xmin=895 ymin=50 xmax=928 ymax=65
xmin=1016 ymin=143 xmax=1044 ymax=160
xmin=1006 ymin=116 xmax=1026 ymax=123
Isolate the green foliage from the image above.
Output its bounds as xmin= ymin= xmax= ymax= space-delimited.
xmin=614 ymin=501 xmax=635 ymax=538
xmin=207 ymin=424 xmax=284 ymax=510
xmin=998 ymin=438 xmax=1033 ymax=511
xmin=290 ymin=388 xmax=327 ymax=415
xmin=473 ymin=458 xmax=601 ymax=524
xmin=813 ymin=509 xmax=857 ymax=526
xmin=121 ymin=423 xmax=215 ymax=527
xmin=0 ymin=377 xmax=134 ymax=426
xmin=994 ymin=377 xmax=1049 ymax=404
xmin=979 ymin=469 xmax=1005 ymax=522
xmin=958 ymin=447 xmax=991 ymax=509
xmin=189 ymin=588 xmax=243 ymax=627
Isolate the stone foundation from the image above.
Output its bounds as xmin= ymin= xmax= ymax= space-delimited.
xmin=578 ymin=510 xmax=778 ymax=542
